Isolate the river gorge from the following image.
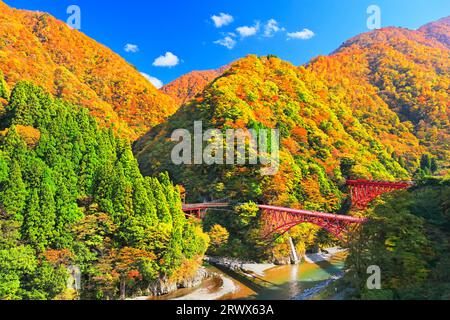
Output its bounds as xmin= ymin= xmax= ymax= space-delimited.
xmin=144 ymin=249 xmax=347 ymax=301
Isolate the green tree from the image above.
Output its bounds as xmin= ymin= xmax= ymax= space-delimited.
xmin=0 ymin=81 xmax=210 ymax=299
xmin=0 ymin=151 xmax=9 ymax=184
xmin=20 ymin=261 xmax=68 ymax=300
xmin=132 ymin=177 xmax=157 ymax=226
xmin=0 ymin=161 xmax=27 ymax=221
xmin=148 ymin=177 xmax=172 ymax=225
xmin=419 ymin=153 xmax=438 ymax=175
xmin=0 ymin=70 xmax=9 ymax=100
xmin=0 ymin=246 xmax=37 ymax=299
xmin=347 ymin=179 xmax=450 ymax=300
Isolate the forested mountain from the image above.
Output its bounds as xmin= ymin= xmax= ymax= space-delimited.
xmin=0 ymin=0 xmax=448 ymax=299
xmin=136 ymin=18 xmax=449 ymax=211
xmin=309 ymin=17 xmax=449 ymax=169
xmin=0 ymin=76 xmax=208 ymax=299
xmin=161 ymin=66 xmax=228 ymax=107
xmin=0 ymin=1 xmax=176 ymax=139
xmin=419 ymin=16 xmax=450 ymax=48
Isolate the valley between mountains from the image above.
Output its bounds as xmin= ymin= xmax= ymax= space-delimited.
xmin=0 ymin=1 xmax=448 ymax=300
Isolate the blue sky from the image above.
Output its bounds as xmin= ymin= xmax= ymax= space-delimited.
xmin=4 ymin=0 xmax=450 ymax=87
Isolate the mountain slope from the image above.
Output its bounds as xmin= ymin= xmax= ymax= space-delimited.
xmin=0 ymin=77 xmax=208 ymax=300
xmin=419 ymin=16 xmax=450 ymax=49
xmin=135 ymin=55 xmax=414 ymax=210
xmin=0 ymin=1 xmax=176 ymax=138
xmin=161 ymin=66 xmax=228 ymax=107
xmin=135 ymin=18 xmax=449 ymax=210
xmin=309 ymin=19 xmax=449 ymax=167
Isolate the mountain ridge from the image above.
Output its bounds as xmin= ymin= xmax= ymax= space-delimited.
xmin=0 ymin=1 xmax=176 ymax=139
xmin=135 ymin=17 xmax=449 ymax=209
xmin=419 ymin=16 xmax=450 ymax=48
xmin=160 ymin=65 xmax=229 ymax=107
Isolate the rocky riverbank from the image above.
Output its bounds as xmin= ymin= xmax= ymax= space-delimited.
xmin=205 ymin=256 xmax=276 ymax=277
xmin=132 ymin=248 xmax=347 ymax=300
xmin=303 ymin=247 xmax=347 ymax=263
xmin=131 ymin=267 xmax=212 ymax=300
xmin=206 ymin=247 xmax=346 ymax=274
xmin=172 ymin=276 xmax=237 ymax=300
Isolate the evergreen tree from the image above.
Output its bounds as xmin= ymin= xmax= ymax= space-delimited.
xmin=0 ymin=245 xmax=37 ymax=299
xmin=159 ymin=174 xmax=185 ymax=275
xmin=1 ymin=126 xmax=28 ymax=165
xmin=0 ymin=70 xmax=9 ymax=100
xmin=22 ymin=189 xmax=41 ymax=249
xmin=420 ymin=154 xmax=433 ymax=172
xmin=78 ymin=149 xmax=98 ymax=195
xmin=148 ymin=177 xmax=172 ymax=225
xmin=38 ymin=171 xmax=57 ymax=245
xmin=132 ymin=177 xmax=158 ymax=226
xmin=112 ymin=164 xmax=134 ymax=221
xmin=7 ymin=82 xmax=38 ymax=126
xmin=0 ymin=151 xmax=9 ymax=184
xmin=54 ymin=182 xmax=82 ymax=248
xmin=0 ymin=161 xmax=27 ymax=221
xmin=0 ymin=81 xmax=209 ymax=299
xmin=93 ymin=161 xmax=116 ymax=214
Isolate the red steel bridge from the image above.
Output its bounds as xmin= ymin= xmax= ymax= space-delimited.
xmin=258 ymin=205 xmax=366 ymax=241
xmin=182 ymin=180 xmax=413 ymax=241
xmin=182 ymin=203 xmax=366 ymax=241
xmin=346 ymin=179 xmax=413 ymax=210
xmin=182 ymin=203 xmax=230 ymax=219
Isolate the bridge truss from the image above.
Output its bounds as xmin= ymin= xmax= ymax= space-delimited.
xmin=258 ymin=205 xmax=367 ymax=241
xmin=182 ymin=203 xmax=367 ymax=241
xmin=346 ymin=180 xmax=413 ymax=210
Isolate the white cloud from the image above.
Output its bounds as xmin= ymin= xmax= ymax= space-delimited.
xmin=124 ymin=43 xmax=139 ymax=53
xmin=152 ymin=52 xmax=180 ymax=67
xmin=214 ymin=36 xmax=237 ymax=49
xmin=140 ymin=72 xmax=163 ymax=89
xmin=264 ymin=19 xmax=285 ymax=37
xmin=287 ymin=28 xmax=315 ymax=40
xmin=236 ymin=22 xmax=260 ymax=38
xmin=211 ymin=13 xmax=234 ymax=28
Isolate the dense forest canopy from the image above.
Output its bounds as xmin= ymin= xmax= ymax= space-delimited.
xmin=135 ymin=18 xmax=448 ymax=264
xmin=135 ymin=54 xmax=419 ymax=208
xmin=346 ymin=178 xmax=450 ymax=300
xmin=309 ymin=19 xmax=449 ymax=169
xmin=0 ymin=1 xmax=176 ymax=139
xmin=0 ymin=77 xmax=208 ymax=300
xmin=0 ymin=0 xmax=448 ymax=300
xmin=161 ymin=66 xmax=229 ymax=107
xmin=136 ymin=16 xmax=449 ymax=223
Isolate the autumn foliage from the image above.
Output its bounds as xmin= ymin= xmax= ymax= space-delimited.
xmin=137 ymin=17 xmax=449 ymax=214
xmin=0 ymin=1 xmax=176 ymax=139
xmin=161 ymin=66 xmax=229 ymax=107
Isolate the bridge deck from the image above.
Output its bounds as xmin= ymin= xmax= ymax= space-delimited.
xmin=257 ymin=205 xmax=367 ymax=223
xmin=182 ymin=203 xmax=229 ymax=211
xmin=346 ymin=179 xmax=413 ymax=188
xmin=182 ymin=203 xmax=366 ymax=223
xmin=180 ymin=179 xmax=411 ymax=239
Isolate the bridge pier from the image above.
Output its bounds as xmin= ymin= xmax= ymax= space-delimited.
xmin=288 ymin=237 xmax=300 ymax=265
